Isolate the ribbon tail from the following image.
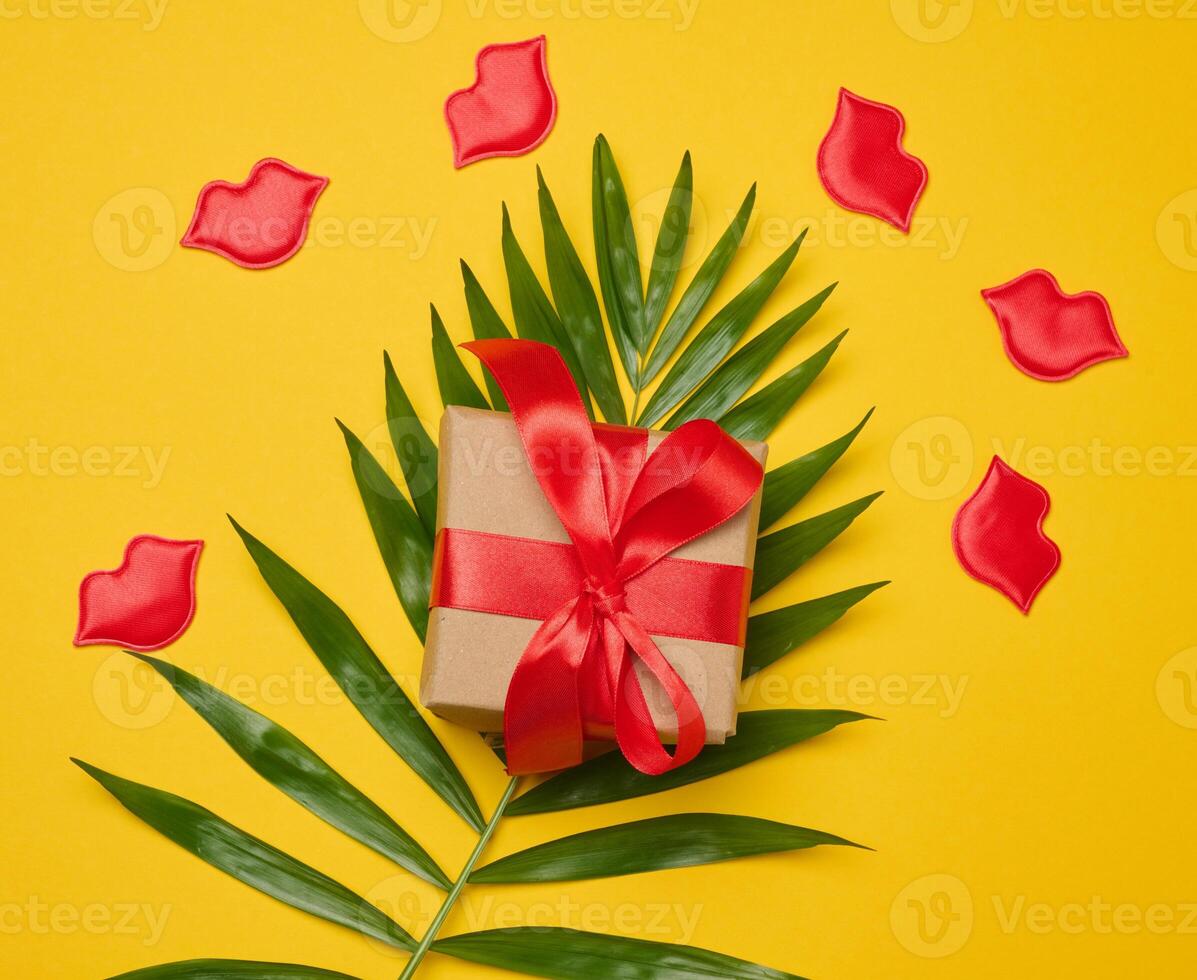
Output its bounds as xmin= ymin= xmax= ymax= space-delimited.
xmin=503 ymin=596 xmax=595 ymax=776
xmin=611 ymin=610 xmax=707 ymax=776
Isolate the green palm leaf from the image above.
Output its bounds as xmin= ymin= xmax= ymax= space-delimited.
xmin=666 ymin=283 xmax=836 ymax=429
xmin=506 ymin=710 xmax=869 ymax=816
xmin=742 ymin=583 xmax=890 ymax=677
xmin=758 ymin=410 xmax=873 ymax=531
xmin=434 ymin=928 xmax=807 ymax=980
xmin=501 ymin=204 xmax=593 ymax=416
xmin=460 ymin=260 xmax=513 ymax=411
xmin=107 ymin=962 xmax=360 ymax=979
xmin=642 ymin=151 xmax=693 ymax=340
xmin=431 ymin=305 xmax=489 ymax=409
xmin=73 ymin=760 xmax=415 ymax=951
xmin=470 ymin=813 xmax=862 ymax=884
xmin=637 ymin=234 xmax=805 ymax=428
xmin=229 ymin=518 xmax=484 ymax=833
xmin=382 ymin=351 xmax=438 ymax=537
xmin=592 ymin=135 xmax=648 ymax=366
xmin=537 ymin=168 xmax=626 ymax=424
xmin=718 ymin=331 xmax=846 ymax=442
xmin=639 ymin=184 xmax=757 ymax=388
xmin=130 ymin=653 xmax=450 ymax=889
xmin=752 ymin=493 xmax=882 ymax=601
xmin=338 ymin=421 xmax=432 ymax=642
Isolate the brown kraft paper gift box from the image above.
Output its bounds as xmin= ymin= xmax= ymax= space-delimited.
xmin=419 ymin=405 xmax=767 ymax=746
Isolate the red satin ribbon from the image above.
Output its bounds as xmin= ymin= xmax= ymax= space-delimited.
xmin=434 ymin=340 xmax=763 ymax=776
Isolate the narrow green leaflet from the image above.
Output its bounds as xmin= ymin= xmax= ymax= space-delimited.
xmin=107 ymin=962 xmax=360 ymax=980
xmin=507 ymin=709 xmax=868 ymax=816
xmin=752 ymin=493 xmax=882 ymax=601
xmin=742 ymin=583 xmax=890 ymax=677
xmin=719 ymin=330 xmax=847 ymax=442
xmin=759 ymin=409 xmax=873 ymax=531
xmin=666 ymin=283 xmax=836 ymax=429
xmin=592 ymin=135 xmax=648 ymax=357
xmin=430 ymin=305 xmax=490 ymax=410
xmin=434 ymin=927 xmax=808 ymax=980
xmin=73 ymin=761 xmax=415 ymax=951
xmin=338 ymin=421 xmax=432 ymax=642
xmin=591 ymin=143 xmax=638 ymax=387
xmin=230 ymin=518 xmax=485 ymax=833
xmin=537 ymin=168 xmax=626 ymax=424
xmin=471 ymin=813 xmax=862 ymax=884
xmin=638 ymin=184 xmax=756 ymax=387
xmin=382 ymin=351 xmax=438 ymax=537
xmin=637 ymin=234 xmax=805 ymax=428
xmin=131 ymin=653 xmax=450 ymax=889
xmin=642 ymin=151 xmax=694 ymax=340
xmin=460 ymin=259 xmax=512 ymax=411
xmin=501 ymin=204 xmax=594 ymax=417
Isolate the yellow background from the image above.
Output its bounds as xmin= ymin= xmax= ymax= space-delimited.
xmin=4 ymin=1 xmax=1196 ymax=977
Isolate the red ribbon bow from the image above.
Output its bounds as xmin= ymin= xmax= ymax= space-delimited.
xmin=435 ymin=340 xmax=763 ymax=776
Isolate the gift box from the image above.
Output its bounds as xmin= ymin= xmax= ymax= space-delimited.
xmin=419 ymin=340 xmax=766 ymax=775
xmin=421 ymin=405 xmax=766 ymax=733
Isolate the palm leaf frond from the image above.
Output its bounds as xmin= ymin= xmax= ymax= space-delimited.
xmin=637 ymin=232 xmax=806 ymax=428
xmin=758 ymin=409 xmax=873 ymax=530
xmin=73 ymin=760 xmax=416 ymax=951
xmin=131 ymin=652 xmax=450 ymax=889
xmin=338 ymin=420 xmax=432 ymax=642
xmin=642 ymin=150 xmax=694 ymax=339
xmin=382 ymin=352 xmax=439 ymax=537
xmin=537 ymin=168 xmax=625 ymax=423
xmin=752 ymin=493 xmax=882 ymax=600
xmin=471 ymin=812 xmax=863 ymax=884
xmin=229 ymin=518 xmax=484 ymax=832
xmin=506 ymin=710 xmax=870 ymax=816
xmin=434 ymin=927 xmax=808 ymax=980
xmin=107 ymin=961 xmax=361 ymax=979
xmin=638 ymin=183 xmax=757 ymax=387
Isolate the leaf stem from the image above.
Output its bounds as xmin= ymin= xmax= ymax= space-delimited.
xmin=398 ymin=776 xmax=520 ymax=979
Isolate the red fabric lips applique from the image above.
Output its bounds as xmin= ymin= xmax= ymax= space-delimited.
xmin=445 ymin=35 xmax=557 ymax=168
xmin=75 ymin=535 xmax=204 ymax=651
xmin=981 ymin=269 xmax=1128 ymax=381
xmin=817 ymin=88 xmax=928 ymax=233
xmin=181 ymin=158 xmax=328 ymax=269
xmin=952 ymin=457 xmax=1060 ymax=613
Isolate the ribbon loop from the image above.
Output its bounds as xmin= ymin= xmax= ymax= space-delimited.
xmin=460 ymin=339 xmax=762 ymax=776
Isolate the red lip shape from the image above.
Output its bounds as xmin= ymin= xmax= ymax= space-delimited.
xmin=181 ymin=158 xmax=328 ymax=269
xmin=75 ymin=535 xmax=203 ymax=651
xmin=817 ymin=88 xmax=928 ymax=233
xmin=981 ymin=269 xmax=1128 ymax=381
xmin=952 ymin=457 xmax=1060 ymax=613
xmin=445 ymin=35 xmax=557 ymax=168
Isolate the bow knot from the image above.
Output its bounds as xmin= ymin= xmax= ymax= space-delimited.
xmin=462 ymin=338 xmax=763 ymax=777
xmin=583 ymin=576 xmax=627 ymax=618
